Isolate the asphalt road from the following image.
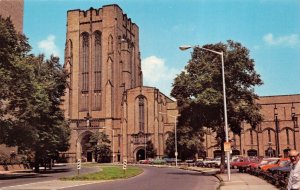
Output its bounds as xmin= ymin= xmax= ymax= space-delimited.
xmin=64 ymin=166 xmax=220 ymax=190
xmin=0 ymin=164 xmax=99 ymax=188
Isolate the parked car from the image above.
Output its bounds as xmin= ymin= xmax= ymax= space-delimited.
xmin=151 ymin=159 xmax=166 ymax=165
xmin=202 ymin=157 xmax=219 ymax=168
xmin=231 ymin=157 xmax=259 ymax=172
xmin=261 ymin=157 xmax=290 ymax=171
xmin=249 ymin=157 xmax=279 ymax=176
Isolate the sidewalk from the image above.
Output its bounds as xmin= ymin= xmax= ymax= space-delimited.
xmin=0 ymin=170 xmax=37 ymax=179
xmin=179 ymin=166 xmax=279 ymax=190
xmin=216 ymin=172 xmax=279 ymax=190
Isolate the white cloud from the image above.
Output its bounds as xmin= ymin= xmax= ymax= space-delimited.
xmin=263 ymin=33 xmax=299 ymax=47
xmin=142 ymin=56 xmax=179 ymax=96
xmin=38 ymin=35 xmax=60 ymax=58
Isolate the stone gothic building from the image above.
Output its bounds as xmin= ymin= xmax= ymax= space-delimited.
xmin=62 ymin=5 xmax=177 ymax=163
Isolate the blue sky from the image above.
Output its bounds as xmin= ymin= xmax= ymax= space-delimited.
xmin=24 ymin=0 xmax=300 ymax=97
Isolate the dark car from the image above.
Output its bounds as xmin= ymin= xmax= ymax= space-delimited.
xmin=267 ymin=164 xmax=291 ymax=187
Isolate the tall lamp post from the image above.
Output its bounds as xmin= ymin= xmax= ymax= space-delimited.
xmin=179 ymin=45 xmax=231 ymax=181
xmin=291 ymin=105 xmax=297 ymax=150
xmin=159 ymin=112 xmax=178 ymax=167
xmin=274 ymin=107 xmax=280 ymax=157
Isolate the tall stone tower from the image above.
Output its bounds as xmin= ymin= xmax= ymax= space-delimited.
xmin=63 ymin=5 xmax=143 ymax=162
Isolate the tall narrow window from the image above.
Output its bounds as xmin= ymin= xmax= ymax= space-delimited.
xmin=94 ymin=31 xmax=102 ymax=90
xmin=93 ymin=32 xmax=102 ymax=111
xmin=286 ymin=128 xmax=290 ymax=145
xmin=108 ymin=35 xmax=113 ymax=53
xmin=139 ymin=97 xmax=145 ymax=132
xmin=80 ymin=33 xmax=89 ymax=111
xmin=81 ymin=33 xmax=89 ymax=91
xmin=250 ymin=130 xmax=253 ymax=145
xmin=268 ymin=129 xmax=271 ymax=142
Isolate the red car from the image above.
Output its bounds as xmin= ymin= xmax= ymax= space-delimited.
xmin=231 ymin=157 xmax=259 ymax=172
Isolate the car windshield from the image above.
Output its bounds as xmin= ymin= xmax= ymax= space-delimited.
xmin=279 ymin=160 xmax=290 ymax=167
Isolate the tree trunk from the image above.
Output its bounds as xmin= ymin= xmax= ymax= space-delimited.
xmin=220 ymin=139 xmax=225 ymax=173
xmin=34 ymin=159 xmax=40 ymax=173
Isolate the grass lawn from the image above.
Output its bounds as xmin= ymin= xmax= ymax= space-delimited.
xmin=61 ymin=165 xmax=143 ymax=181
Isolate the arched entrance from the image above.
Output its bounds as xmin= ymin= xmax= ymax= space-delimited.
xmin=247 ymin=149 xmax=258 ymax=157
xmin=136 ymin=149 xmax=145 ymax=161
xmin=265 ymin=147 xmax=275 ymax=157
xmin=81 ymin=134 xmax=93 ymax=162
xmin=232 ymin=149 xmax=240 ymax=156
xmin=78 ymin=132 xmax=94 ymax=162
xmin=213 ymin=150 xmax=222 ymax=158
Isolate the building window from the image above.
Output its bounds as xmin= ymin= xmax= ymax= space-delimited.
xmin=250 ymin=130 xmax=253 ymax=145
xmin=81 ymin=33 xmax=89 ymax=91
xmin=286 ymin=128 xmax=290 ymax=145
xmin=268 ymin=129 xmax=271 ymax=142
xmin=94 ymin=31 xmax=102 ymax=91
xmin=80 ymin=33 xmax=89 ymax=110
xmin=139 ymin=97 xmax=145 ymax=132
xmin=93 ymin=31 xmax=102 ymax=111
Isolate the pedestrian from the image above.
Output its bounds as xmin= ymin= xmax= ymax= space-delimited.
xmin=287 ymin=149 xmax=300 ymax=190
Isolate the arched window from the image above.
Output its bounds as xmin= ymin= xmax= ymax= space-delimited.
xmin=250 ymin=130 xmax=253 ymax=145
xmin=93 ymin=31 xmax=102 ymax=111
xmin=286 ymin=128 xmax=290 ymax=145
xmin=81 ymin=33 xmax=89 ymax=91
xmin=268 ymin=129 xmax=271 ymax=142
xmin=80 ymin=32 xmax=89 ymax=111
xmin=94 ymin=31 xmax=102 ymax=90
xmin=139 ymin=97 xmax=145 ymax=132
xmin=108 ymin=35 xmax=113 ymax=53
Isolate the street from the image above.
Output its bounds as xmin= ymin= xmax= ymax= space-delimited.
xmin=0 ymin=164 xmax=98 ymax=189
xmin=0 ymin=165 xmax=219 ymax=190
xmin=64 ymin=166 xmax=219 ymax=190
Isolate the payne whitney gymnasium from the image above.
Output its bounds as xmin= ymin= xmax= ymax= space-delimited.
xmin=60 ymin=4 xmax=300 ymax=163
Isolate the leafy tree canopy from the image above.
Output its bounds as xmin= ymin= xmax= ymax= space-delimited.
xmin=169 ymin=41 xmax=263 ymax=161
xmin=172 ymin=40 xmax=263 ymax=135
xmin=0 ymin=17 xmax=70 ymax=172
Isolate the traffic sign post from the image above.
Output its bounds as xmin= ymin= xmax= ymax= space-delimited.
xmin=77 ymin=159 xmax=81 ymax=175
xmin=123 ymin=159 xmax=127 ymax=175
xmin=224 ymin=142 xmax=231 ymax=152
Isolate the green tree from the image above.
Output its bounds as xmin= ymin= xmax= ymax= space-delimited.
xmin=0 ymin=17 xmax=70 ymax=172
xmin=145 ymin=140 xmax=157 ymax=158
xmin=165 ymin=129 xmax=204 ymax=160
xmin=88 ymin=132 xmax=112 ymax=163
xmin=171 ymin=41 xmax=263 ymax=171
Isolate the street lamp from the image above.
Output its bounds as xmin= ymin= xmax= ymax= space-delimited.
xmin=102 ymin=127 xmax=115 ymax=163
xmin=274 ymin=107 xmax=280 ymax=157
xmin=179 ymin=45 xmax=231 ymax=181
xmin=291 ymin=105 xmax=297 ymax=149
xmin=159 ymin=112 xmax=178 ymax=167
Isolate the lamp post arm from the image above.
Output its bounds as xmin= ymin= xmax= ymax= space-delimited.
xmin=198 ymin=46 xmax=223 ymax=56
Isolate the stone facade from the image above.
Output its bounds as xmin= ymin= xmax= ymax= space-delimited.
xmin=204 ymin=94 xmax=300 ymax=158
xmin=0 ymin=0 xmax=23 ymax=33
xmin=62 ymin=5 xmax=177 ymax=163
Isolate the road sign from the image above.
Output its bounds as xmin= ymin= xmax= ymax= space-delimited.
xmin=123 ymin=159 xmax=127 ymax=170
xmin=77 ymin=159 xmax=81 ymax=170
xmin=224 ymin=142 xmax=231 ymax=152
